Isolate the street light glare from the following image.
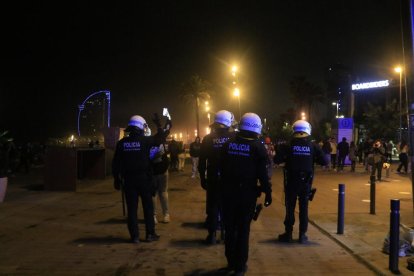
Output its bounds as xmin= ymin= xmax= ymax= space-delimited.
xmin=394 ymin=67 xmax=402 ymax=73
xmin=231 ymin=65 xmax=238 ymax=73
xmin=233 ymin=88 xmax=240 ymax=97
xmin=332 ymin=102 xmax=337 ymax=106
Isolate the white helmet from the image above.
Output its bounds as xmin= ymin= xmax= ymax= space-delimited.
xmin=128 ymin=115 xmax=147 ymax=130
xmin=144 ymin=127 xmax=152 ymax=136
xmin=239 ymin=113 xmax=262 ymax=134
xmin=214 ymin=110 xmax=234 ymax=128
xmin=293 ymin=120 xmax=311 ymax=136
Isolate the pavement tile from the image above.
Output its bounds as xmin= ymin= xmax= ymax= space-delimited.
xmin=1 ymin=163 xmax=407 ymax=275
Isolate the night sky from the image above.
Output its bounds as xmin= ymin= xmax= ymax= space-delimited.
xmin=0 ymin=1 xmax=402 ymax=141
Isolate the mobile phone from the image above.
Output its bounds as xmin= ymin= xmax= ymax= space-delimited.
xmin=163 ymin=108 xmax=171 ymax=120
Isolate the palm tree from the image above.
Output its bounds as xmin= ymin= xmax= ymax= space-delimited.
xmin=180 ymin=75 xmax=212 ymax=136
xmin=289 ymin=76 xmax=324 ymax=130
xmin=362 ymin=99 xmax=399 ymax=140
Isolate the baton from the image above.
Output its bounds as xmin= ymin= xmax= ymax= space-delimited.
xmin=121 ymin=185 xmax=126 ymax=217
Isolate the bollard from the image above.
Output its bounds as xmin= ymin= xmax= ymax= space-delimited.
xmin=370 ymin=175 xmax=376 ymax=215
xmin=389 ymin=199 xmax=400 ymax=273
xmin=337 ymin=184 xmax=345 ymax=234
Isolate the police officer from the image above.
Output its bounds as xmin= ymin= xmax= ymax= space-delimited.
xmin=112 ymin=114 xmax=171 ymax=243
xmin=198 ymin=110 xmax=235 ymax=244
xmin=274 ymin=120 xmax=325 ymax=243
xmin=220 ymin=112 xmax=272 ymax=275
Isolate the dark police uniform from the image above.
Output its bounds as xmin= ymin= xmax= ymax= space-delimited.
xmin=220 ymin=133 xmax=272 ymax=273
xmin=198 ymin=127 xmax=234 ymax=243
xmin=112 ymin=127 xmax=168 ymax=242
xmin=275 ymin=137 xmax=324 ymax=242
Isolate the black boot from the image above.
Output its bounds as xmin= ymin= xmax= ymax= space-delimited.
xmin=299 ymin=232 xmax=308 ymax=244
xmin=278 ymin=232 xmax=293 ymax=242
xmin=205 ymin=232 xmax=216 ymax=245
xmin=145 ymin=233 xmax=160 ymax=242
xmin=130 ymin=236 xmax=140 ymax=244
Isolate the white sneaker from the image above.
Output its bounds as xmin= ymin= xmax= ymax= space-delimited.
xmin=154 ymin=215 xmax=158 ymax=224
xmin=163 ymin=214 xmax=170 ymax=223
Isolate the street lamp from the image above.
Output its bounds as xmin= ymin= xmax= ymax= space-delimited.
xmin=332 ymin=102 xmax=339 ymax=118
xmin=234 ymin=88 xmax=241 ymax=119
xmin=231 ymin=65 xmax=238 ymax=77
xmin=395 ymin=66 xmax=403 ymax=142
xmin=301 ymin=112 xmax=306 ymax=120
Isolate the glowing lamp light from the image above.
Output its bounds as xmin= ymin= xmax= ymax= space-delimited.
xmin=234 ymin=88 xmax=240 ymax=97
xmin=231 ymin=65 xmax=238 ymax=74
xmin=395 ymin=67 xmax=402 ymax=73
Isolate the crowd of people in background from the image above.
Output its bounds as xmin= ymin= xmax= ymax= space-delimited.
xmin=164 ymin=135 xmax=410 ymax=183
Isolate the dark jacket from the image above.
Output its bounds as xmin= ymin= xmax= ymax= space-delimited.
xmin=322 ymin=141 xmax=332 ymax=155
xmin=337 ymin=141 xmax=350 ymax=157
xmin=274 ymin=137 xmax=326 ymax=174
xmin=112 ymin=127 xmax=168 ymax=180
xmin=220 ymin=133 xmax=271 ymax=195
xmin=189 ymin=141 xmax=201 ymax=157
xmin=198 ymin=128 xmax=235 ymax=183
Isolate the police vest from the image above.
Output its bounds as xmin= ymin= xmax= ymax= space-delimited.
xmin=286 ymin=139 xmax=314 ymax=173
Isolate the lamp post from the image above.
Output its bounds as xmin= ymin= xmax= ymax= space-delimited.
xmin=395 ymin=67 xmax=403 ymax=142
xmin=234 ymin=88 xmax=241 ymax=119
xmin=231 ymin=65 xmax=241 ymax=119
xmin=332 ymin=102 xmax=339 ymax=118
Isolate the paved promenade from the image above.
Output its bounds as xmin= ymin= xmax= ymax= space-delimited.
xmin=0 ymin=162 xmax=413 ymax=275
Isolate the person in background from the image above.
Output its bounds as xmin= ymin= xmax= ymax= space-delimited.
xmin=329 ymin=138 xmax=337 ymax=170
xmin=397 ymin=140 xmax=409 ymax=174
xmin=337 ymin=137 xmax=349 ymax=172
xmin=363 ymin=139 xmax=372 ymax=171
xmin=387 ymin=140 xmax=394 ymax=163
xmin=178 ymin=141 xmax=186 ymax=172
xmin=349 ymin=141 xmax=357 ymax=172
xmin=264 ymin=136 xmax=276 ymax=180
xmin=190 ymin=137 xmax=201 ymax=178
xmin=321 ymin=139 xmax=332 ymax=170
xmin=151 ymin=144 xmax=170 ymax=224
xmin=168 ymin=138 xmax=179 ymax=171
xmin=370 ymin=139 xmax=386 ymax=181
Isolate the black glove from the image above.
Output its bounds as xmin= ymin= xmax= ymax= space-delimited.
xmin=114 ymin=178 xmax=122 ymax=191
xmin=264 ymin=192 xmax=272 ymax=207
xmin=200 ymin=178 xmax=207 ymax=190
xmin=152 ymin=113 xmax=162 ymax=128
